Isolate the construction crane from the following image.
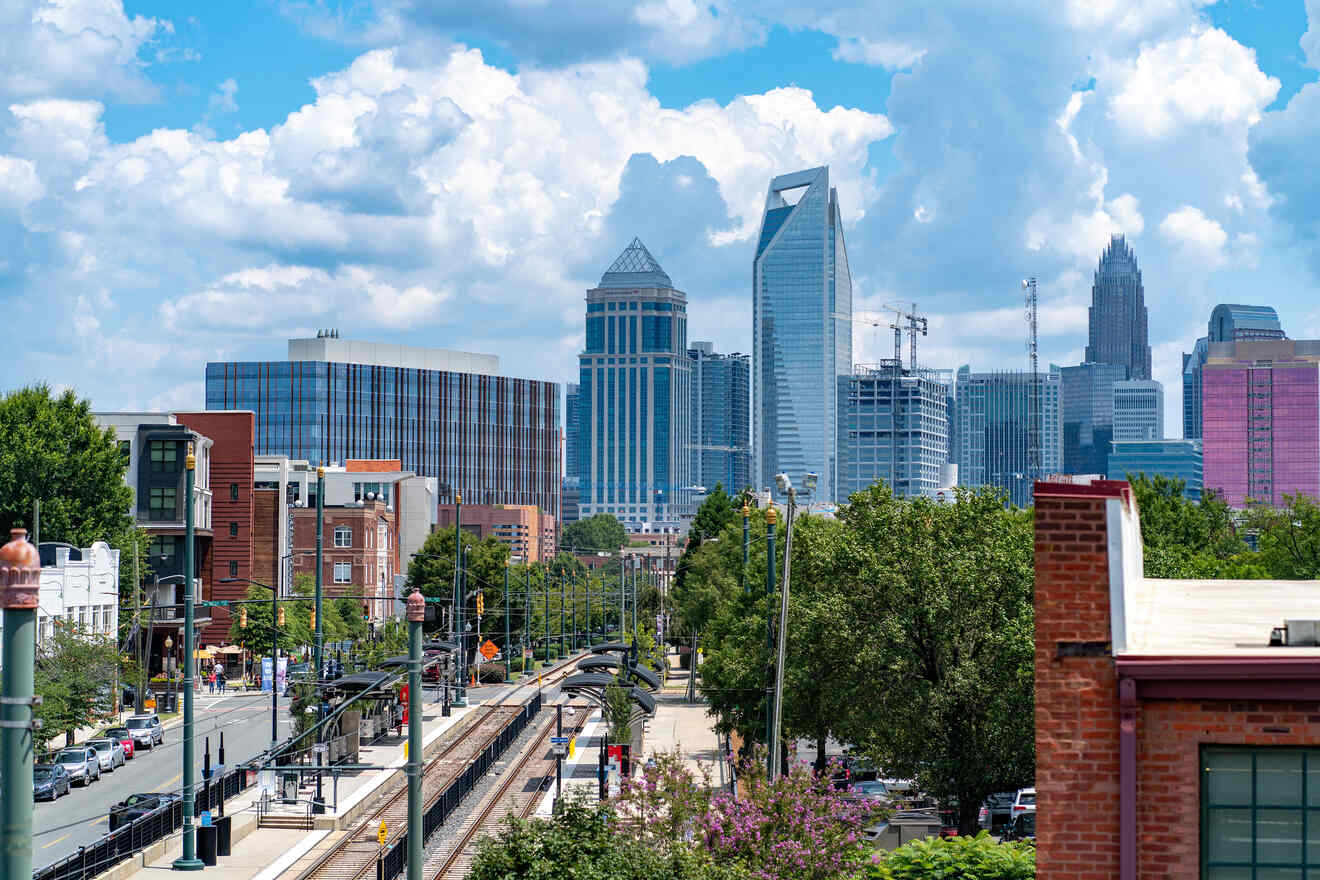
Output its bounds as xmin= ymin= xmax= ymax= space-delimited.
xmin=1022 ymin=277 xmax=1041 ymax=482
xmin=853 ymin=311 xmax=899 ymax=367
xmin=884 ymin=302 xmax=927 ymax=370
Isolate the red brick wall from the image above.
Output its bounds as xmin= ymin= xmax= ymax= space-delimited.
xmin=176 ymin=411 xmax=254 ymax=644
xmin=292 ymin=503 xmax=394 ymax=605
xmin=1034 ymin=483 xmax=1124 ymax=879
xmin=252 ymin=489 xmax=279 ymax=593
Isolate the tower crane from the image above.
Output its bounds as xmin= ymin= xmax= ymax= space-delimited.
xmin=854 ymin=304 xmax=928 ymax=370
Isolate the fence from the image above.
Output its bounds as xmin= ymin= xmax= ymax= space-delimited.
xmin=376 ymin=692 xmax=544 ymax=880
xmin=33 ymin=767 xmax=252 ymax=880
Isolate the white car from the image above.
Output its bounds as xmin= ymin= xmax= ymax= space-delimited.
xmin=126 ymin=714 xmax=164 ymax=749
xmin=87 ymin=738 xmax=126 ymax=771
xmin=55 ymin=747 xmax=101 ymax=786
xmin=1012 ymin=787 xmax=1036 ymax=817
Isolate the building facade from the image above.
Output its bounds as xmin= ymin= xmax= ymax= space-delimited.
xmin=1112 ymin=380 xmax=1164 ymax=441
xmin=4 ymin=542 xmax=121 ymax=650
xmin=1108 ymin=439 xmax=1203 ymax=499
xmin=688 ymin=342 xmax=751 ymax=495
xmin=1182 ymin=304 xmax=1285 ymax=439
xmin=838 ymin=365 xmax=950 ymax=501
xmin=753 ymin=166 xmax=852 ymax=501
xmin=438 ymin=503 xmax=556 ymax=562
xmin=1086 ymin=233 xmax=1151 ymax=380
xmin=205 ymin=335 xmax=561 ymax=520
xmin=1061 ymin=362 xmax=1129 ymax=478
xmin=563 ymin=383 xmax=581 ymax=524
xmin=955 ymin=367 xmax=1062 ymax=507
xmin=576 ymin=238 xmax=694 ymax=529
xmin=291 ymin=500 xmax=397 ymax=619
xmin=1203 ymin=338 xmax=1320 ymax=507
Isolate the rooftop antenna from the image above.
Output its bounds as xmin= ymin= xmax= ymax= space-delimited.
xmin=1022 ymin=277 xmax=1041 ymax=482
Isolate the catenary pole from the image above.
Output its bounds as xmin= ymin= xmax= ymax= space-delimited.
xmin=172 ymin=448 xmax=203 ymax=870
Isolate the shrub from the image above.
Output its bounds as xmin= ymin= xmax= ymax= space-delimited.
xmin=871 ymin=833 xmax=1035 ymax=880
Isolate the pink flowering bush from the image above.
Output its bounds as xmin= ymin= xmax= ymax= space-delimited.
xmin=615 ymin=749 xmax=884 ymax=880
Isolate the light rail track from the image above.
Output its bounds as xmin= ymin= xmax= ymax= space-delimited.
xmin=427 ymin=703 xmax=593 ymax=880
xmin=297 ymin=656 xmax=585 ymax=880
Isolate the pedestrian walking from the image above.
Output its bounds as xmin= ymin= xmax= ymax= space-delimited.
xmin=207 ymin=668 xmax=215 ymax=694
xmin=218 ymin=669 xmax=226 ymax=694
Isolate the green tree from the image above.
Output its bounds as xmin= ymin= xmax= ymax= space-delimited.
xmin=672 ymin=484 xmax=739 ymax=592
xmin=835 ymin=484 xmax=1035 ymax=835
xmin=562 ymin=513 xmax=627 ymax=553
xmin=405 ymin=526 xmax=510 ymax=634
xmin=1127 ymin=474 xmax=1264 ymax=578
xmin=603 ymin=675 xmax=634 ymax=744
xmin=35 ymin=622 xmax=120 ymax=749
xmin=0 ymin=385 xmax=138 ymax=587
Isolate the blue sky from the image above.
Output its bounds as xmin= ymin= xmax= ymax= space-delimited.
xmin=5 ymin=0 xmax=1320 ymax=439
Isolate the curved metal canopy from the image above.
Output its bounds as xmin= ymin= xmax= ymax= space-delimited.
xmin=561 ymin=673 xmax=657 ymax=716
xmin=575 ymin=656 xmax=661 ymax=691
xmin=588 ymin=642 xmax=629 ymax=654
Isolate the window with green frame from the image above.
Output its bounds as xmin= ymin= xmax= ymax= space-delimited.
xmin=1202 ymin=746 xmax=1320 ymax=878
xmin=149 ymin=439 xmax=177 ymax=472
xmin=148 ymin=487 xmax=177 ymax=521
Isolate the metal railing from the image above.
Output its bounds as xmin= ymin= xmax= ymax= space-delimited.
xmin=33 ymin=766 xmax=252 ymax=880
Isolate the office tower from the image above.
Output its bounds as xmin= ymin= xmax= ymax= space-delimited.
xmin=1086 ymin=234 xmax=1151 ymax=379
xmin=1112 ymin=380 xmax=1164 ymax=441
xmin=689 ymin=341 xmax=751 ymax=496
xmin=1060 ymin=362 xmax=1129 ymax=476
xmin=206 ymin=335 xmax=561 ymax=518
xmin=753 ymin=166 xmax=852 ymax=501
xmin=955 ymin=366 xmax=1062 ymax=507
xmin=1108 ymin=439 xmax=1203 ymax=500
xmin=563 ymin=383 xmax=581 ymax=523
xmin=1182 ymin=304 xmax=1285 ymax=439
xmin=577 ymin=238 xmax=693 ymax=529
xmin=838 ymin=365 xmax=950 ymax=501
xmin=1203 ymin=338 xmax=1320 ymax=507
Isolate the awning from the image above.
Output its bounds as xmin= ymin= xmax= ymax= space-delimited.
xmin=588 ymin=642 xmax=629 ymax=654
xmin=575 ymin=656 xmax=661 ymax=690
xmin=324 ymin=671 xmax=394 ymax=695
xmin=212 ymin=645 xmax=245 ymax=655
xmin=193 ymin=648 xmax=214 ymax=660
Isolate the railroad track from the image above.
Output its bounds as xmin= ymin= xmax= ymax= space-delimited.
xmin=297 ymin=656 xmax=586 ymax=880
xmin=427 ymin=703 xmax=593 ymax=880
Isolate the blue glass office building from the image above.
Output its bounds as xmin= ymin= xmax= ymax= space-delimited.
xmin=1182 ymin=304 xmax=1284 ymax=439
xmin=753 ymin=166 xmax=852 ymax=501
xmin=577 ymin=239 xmax=693 ymax=528
xmin=689 ymin=342 xmax=750 ymax=496
xmin=839 ymin=365 xmax=950 ymax=500
xmin=955 ymin=367 xmax=1062 ymax=507
xmin=1108 ymin=439 xmax=1204 ymax=500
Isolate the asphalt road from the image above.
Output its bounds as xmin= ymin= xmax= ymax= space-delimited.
xmin=33 ymin=690 xmax=293 ymax=869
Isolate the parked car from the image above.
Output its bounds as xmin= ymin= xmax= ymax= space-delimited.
xmin=108 ymin=792 xmax=181 ymax=831
xmin=978 ymin=791 xmax=1018 ymax=833
xmin=1012 ymin=787 xmax=1036 ymax=817
xmin=33 ymin=764 xmax=71 ymax=800
xmin=126 ymin=714 xmax=164 ymax=749
xmin=99 ymin=727 xmax=136 ymax=760
xmin=87 ymin=738 xmax=126 ymax=771
xmin=1001 ymin=810 xmax=1036 ymax=844
xmin=55 ymin=747 xmax=101 ymax=786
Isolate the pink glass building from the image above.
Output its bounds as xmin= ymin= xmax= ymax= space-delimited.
xmin=1202 ymin=339 xmax=1320 ymax=507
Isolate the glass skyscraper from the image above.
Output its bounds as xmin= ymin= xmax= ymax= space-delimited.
xmin=753 ymin=166 xmax=852 ymax=501
xmin=688 ymin=342 xmax=750 ymax=496
xmin=205 ymin=336 xmax=562 ymax=517
xmin=1086 ymin=234 xmax=1151 ymax=380
xmin=1112 ymin=379 xmax=1164 ymax=441
xmin=1182 ymin=304 xmax=1284 ymax=439
xmin=955 ymin=366 xmax=1062 ymax=507
xmin=838 ymin=365 xmax=951 ymax=501
xmin=1108 ymin=439 xmax=1203 ymax=500
xmin=577 ymin=238 xmax=693 ymax=529
xmin=563 ymin=382 xmax=581 ymax=523
xmin=1061 ymin=362 xmax=1129 ymax=477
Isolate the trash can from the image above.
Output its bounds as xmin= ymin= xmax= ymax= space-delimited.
xmin=215 ymin=815 xmax=232 ymax=856
xmin=196 ymin=824 xmax=218 ymax=866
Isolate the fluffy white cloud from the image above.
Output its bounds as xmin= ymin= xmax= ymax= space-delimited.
xmin=1108 ymin=27 xmax=1279 ymax=139
xmin=831 ymin=37 xmax=925 ymax=69
xmin=1159 ymin=205 xmax=1228 ymax=265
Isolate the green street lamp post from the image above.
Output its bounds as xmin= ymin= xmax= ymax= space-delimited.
xmin=764 ymin=506 xmax=777 ymax=780
xmin=453 ymin=494 xmax=466 ymax=707
xmin=571 ymin=579 xmax=577 ymax=652
xmin=313 ymin=465 xmax=325 ymax=813
xmin=173 ymin=447 xmax=204 ymax=870
xmin=503 ymin=560 xmax=511 ymax=681
xmin=559 ymin=573 xmax=566 ymax=658
xmin=1 ymin=529 xmax=40 ymax=880
xmin=542 ymin=567 xmax=551 ymax=667
xmin=405 ymin=589 xmax=424 ymax=880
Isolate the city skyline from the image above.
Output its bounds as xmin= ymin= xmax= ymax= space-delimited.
xmin=7 ymin=2 xmax=1320 ymax=445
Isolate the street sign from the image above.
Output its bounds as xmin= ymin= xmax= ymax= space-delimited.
xmin=550 ymin=736 xmax=569 ymax=744
xmin=479 ymin=639 xmax=498 ymax=660
xmin=377 ymin=821 xmax=387 ymax=846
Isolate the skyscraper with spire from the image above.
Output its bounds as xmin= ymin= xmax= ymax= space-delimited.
xmin=1086 ymin=234 xmax=1151 ymax=380
xmin=576 ymin=238 xmax=693 ymax=529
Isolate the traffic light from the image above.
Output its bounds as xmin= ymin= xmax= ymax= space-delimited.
xmin=239 ymin=607 xmax=248 ymax=628
xmin=476 ymin=593 xmax=484 ymax=616
xmin=276 ymin=605 xmax=286 ymax=627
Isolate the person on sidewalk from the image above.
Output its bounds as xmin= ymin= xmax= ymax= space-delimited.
xmin=207 ymin=668 xmax=216 ymax=694
xmin=216 ymin=663 xmax=226 ymax=694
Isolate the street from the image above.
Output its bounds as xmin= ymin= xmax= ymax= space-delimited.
xmin=33 ymin=690 xmax=292 ymax=869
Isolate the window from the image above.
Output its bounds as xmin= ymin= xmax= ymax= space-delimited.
xmin=149 ymin=535 xmax=177 ymax=563
xmin=334 ymin=526 xmax=352 ymax=548
xmin=228 ymin=561 xmax=238 ymax=578
xmin=229 ymin=522 xmax=238 ymax=537
xmin=1202 ymin=746 xmax=1320 ymax=874
xmin=230 ymin=483 xmax=239 ymax=501
xmin=149 ymin=440 xmax=177 ymax=472
xmin=118 ymin=440 xmax=131 ymax=463
xmin=333 ymin=562 xmax=351 ymax=584
xmin=148 ymin=487 xmax=177 ymax=521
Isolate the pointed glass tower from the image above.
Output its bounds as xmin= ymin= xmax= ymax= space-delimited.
xmin=576 ymin=238 xmax=693 ymax=529
xmin=1086 ymin=234 xmax=1151 ymax=380
xmin=753 ymin=166 xmax=852 ymax=501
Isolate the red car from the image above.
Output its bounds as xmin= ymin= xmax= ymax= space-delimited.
xmin=99 ymin=726 xmax=136 ymax=760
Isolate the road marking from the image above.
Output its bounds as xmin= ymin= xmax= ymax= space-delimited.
xmin=86 ymin=815 xmax=105 ymax=827
xmin=162 ymin=772 xmax=182 ymax=789
xmin=41 ymin=834 xmax=70 ymax=849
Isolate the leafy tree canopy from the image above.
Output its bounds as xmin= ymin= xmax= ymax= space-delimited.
xmin=405 ymin=526 xmax=509 ymax=632
xmin=562 ymin=513 xmax=627 ymax=553
xmin=35 ymin=622 xmax=119 ymax=750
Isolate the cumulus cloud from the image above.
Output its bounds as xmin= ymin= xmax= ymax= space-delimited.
xmin=832 ymin=37 xmax=925 ymax=69
xmin=1159 ymin=205 xmax=1228 ymax=265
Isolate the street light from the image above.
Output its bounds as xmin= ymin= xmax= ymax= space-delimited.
xmin=768 ymin=473 xmax=800 ymax=782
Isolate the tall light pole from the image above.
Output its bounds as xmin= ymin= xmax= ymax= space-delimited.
xmin=763 ymin=505 xmax=776 ymax=779
xmin=313 ymin=465 xmax=325 ymax=813
xmin=559 ymin=572 xmax=566 ymax=657
xmin=504 ymin=560 xmax=511 ymax=681
xmin=453 ymin=493 xmax=465 ymax=706
xmin=741 ymin=501 xmax=750 ymax=595
xmin=768 ymin=472 xmax=810 ymax=782
xmin=458 ymin=545 xmax=470 ymax=704
xmin=405 ymin=589 xmax=424 ymax=880
xmin=173 ymin=446 xmax=204 ymax=870
xmin=542 ymin=564 xmax=551 ymax=667
xmin=1 ymin=529 xmax=40 ymax=880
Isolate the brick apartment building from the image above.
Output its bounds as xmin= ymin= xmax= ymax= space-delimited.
xmin=1035 ymin=478 xmax=1320 ymax=879
xmin=176 ymin=411 xmax=255 ymax=643
xmin=438 ymin=503 xmax=556 ymax=563
xmin=292 ymin=499 xmax=397 ymax=620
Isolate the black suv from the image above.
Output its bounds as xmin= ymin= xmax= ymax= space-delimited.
xmin=108 ymin=792 xmax=180 ymax=831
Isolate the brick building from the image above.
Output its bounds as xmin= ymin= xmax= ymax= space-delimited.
xmin=1035 ymin=477 xmax=1320 ymax=879
xmin=292 ymin=500 xmax=397 ymax=620
xmin=438 ymin=503 xmax=556 ymax=563
xmin=176 ymin=411 xmax=255 ymax=643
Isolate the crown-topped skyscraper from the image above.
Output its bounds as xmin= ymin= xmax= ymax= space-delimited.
xmin=1085 ymin=234 xmax=1151 ymax=380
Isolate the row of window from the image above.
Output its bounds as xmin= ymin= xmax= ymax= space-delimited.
xmin=36 ymin=605 xmax=115 ymax=642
